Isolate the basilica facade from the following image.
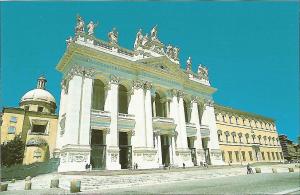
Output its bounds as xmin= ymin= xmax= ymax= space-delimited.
xmin=54 ymin=16 xmax=282 ymax=172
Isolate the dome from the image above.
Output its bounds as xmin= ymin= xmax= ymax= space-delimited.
xmin=21 ymin=88 xmax=56 ymax=104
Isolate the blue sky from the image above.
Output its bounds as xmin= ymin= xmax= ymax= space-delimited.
xmin=1 ymin=2 xmax=299 ymax=142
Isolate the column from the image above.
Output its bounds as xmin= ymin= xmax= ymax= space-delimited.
xmin=165 ymin=100 xmax=170 ymax=118
xmin=190 ymin=99 xmax=204 ymax=164
xmin=157 ymin=134 xmax=162 ymax=165
xmin=202 ymin=100 xmax=224 ymax=165
xmin=152 ymin=97 xmax=156 ymax=117
xmin=132 ymin=80 xmax=146 ymax=147
xmin=63 ymin=74 xmax=83 ymax=145
xmin=145 ymin=82 xmax=154 ymax=148
xmin=79 ymin=71 xmax=94 ymax=145
xmin=56 ymin=80 xmax=68 ymax=149
xmin=169 ymin=90 xmax=180 ymax=146
xmin=178 ymin=91 xmax=188 ymax=149
xmin=105 ymin=75 xmax=121 ymax=170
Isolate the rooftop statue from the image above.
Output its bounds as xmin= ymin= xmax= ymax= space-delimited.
xmin=198 ymin=64 xmax=209 ymax=80
xmin=166 ymin=44 xmax=173 ymax=57
xmin=173 ymin=47 xmax=180 ymax=61
xmin=87 ymin=21 xmax=98 ymax=36
xmin=66 ymin=36 xmax=73 ymax=47
xmin=75 ymin=15 xmax=85 ymax=34
xmin=186 ymin=57 xmax=192 ymax=72
xmin=134 ymin=29 xmax=143 ymax=49
xmin=166 ymin=45 xmax=180 ymax=61
xmin=150 ymin=25 xmax=161 ymax=43
xmin=108 ymin=27 xmax=119 ymax=45
xmin=142 ymin=33 xmax=149 ymax=47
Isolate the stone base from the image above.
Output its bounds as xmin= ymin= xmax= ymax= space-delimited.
xmin=106 ymin=146 xmax=121 ymax=170
xmin=175 ymin=148 xmax=194 ymax=167
xmin=133 ymin=147 xmax=159 ymax=169
xmin=57 ymin=144 xmax=91 ymax=172
xmin=210 ymin=149 xmax=225 ymax=165
xmin=196 ymin=148 xmax=206 ymax=165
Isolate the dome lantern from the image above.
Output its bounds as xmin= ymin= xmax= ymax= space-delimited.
xmin=37 ymin=76 xmax=47 ymax=90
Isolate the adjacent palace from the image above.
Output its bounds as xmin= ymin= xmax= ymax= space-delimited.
xmin=0 ymin=16 xmax=283 ymax=171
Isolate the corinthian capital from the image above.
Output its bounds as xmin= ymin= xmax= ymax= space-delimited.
xmin=132 ymin=80 xmax=144 ymax=89
xmin=109 ymin=74 xmax=120 ymax=84
xmin=84 ymin=68 xmax=96 ymax=78
xmin=177 ymin=90 xmax=185 ymax=98
xmin=144 ymin=81 xmax=152 ymax=90
xmin=170 ymin=89 xmax=178 ymax=97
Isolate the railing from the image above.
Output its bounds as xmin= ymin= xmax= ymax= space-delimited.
xmin=200 ymin=125 xmax=210 ymax=137
xmin=152 ymin=117 xmax=174 ymax=124
xmin=91 ymin=109 xmax=111 ymax=118
xmin=118 ymin=113 xmax=135 ymax=120
xmin=186 ymin=123 xmax=197 ymax=129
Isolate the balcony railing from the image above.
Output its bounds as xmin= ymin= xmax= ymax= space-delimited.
xmin=186 ymin=123 xmax=197 ymax=137
xmin=118 ymin=113 xmax=135 ymax=120
xmin=90 ymin=109 xmax=111 ymax=129
xmin=153 ymin=117 xmax=174 ymax=124
xmin=152 ymin=117 xmax=176 ymax=133
xmin=200 ymin=125 xmax=210 ymax=138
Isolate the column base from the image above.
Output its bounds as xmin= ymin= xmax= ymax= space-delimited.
xmin=57 ymin=144 xmax=91 ymax=172
xmin=210 ymin=149 xmax=225 ymax=165
xmin=133 ymin=147 xmax=159 ymax=169
xmin=196 ymin=148 xmax=206 ymax=165
xmin=106 ymin=146 xmax=121 ymax=170
xmin=175 ymin=148 xmax=194 ymax=167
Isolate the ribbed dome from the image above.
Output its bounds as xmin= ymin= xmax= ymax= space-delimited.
xmin=21 ymin=88 xmax=56 ymax=104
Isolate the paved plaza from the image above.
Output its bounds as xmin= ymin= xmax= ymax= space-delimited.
xmin=2 ymin=163 xmax=299 ymax=194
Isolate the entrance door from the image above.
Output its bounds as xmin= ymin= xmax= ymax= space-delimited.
xmin=161 ymin=135 xmax=170 ymax=166
xmin=187 ymin=137 xmax=197 ymax=166
xmin=119 ymin=132 xmax=132 ymax=169
xmin=90 ymin=130 xmax=106 ymax=169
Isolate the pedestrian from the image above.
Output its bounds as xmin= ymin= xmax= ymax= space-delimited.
xmin=85 ymin=163 xmax=89 ymax=171
xmin=247 ymin=163 xmax=253 ymax=174
xmin=183 ymin=163 xmax=186 ymax=169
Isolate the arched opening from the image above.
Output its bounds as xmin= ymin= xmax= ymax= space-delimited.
xmin=154 ymin=92 xmax=166 ymax=117
xmin=118 ymin=84 xmax=128 ymax=114
xmin=92 ymin=79 xmax=105 ymax=110
xmin=183 ymin=100 xmax=190 ymax=123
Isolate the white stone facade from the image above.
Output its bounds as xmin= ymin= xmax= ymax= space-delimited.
xmin=55 ymin=18 xmax=224 ymax=172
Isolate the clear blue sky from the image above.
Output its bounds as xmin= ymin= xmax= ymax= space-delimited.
xmin=1 ymin=2 xmax=299 ymax=142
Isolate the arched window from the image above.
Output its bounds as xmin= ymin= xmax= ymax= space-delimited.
xmin=183 ymin=100 xmax=191 ymax=123
xmin=118 ymin=84 xmax=129 ymax=114
xmin=154 ymin=92 xmax=166 ymax=117
xmin=217 ymin=130 xmax=223 ymax=142
xmin=222 ymin=115 xmax=226 ymax=123
xmin=231 ymin=132 xmax=236 ymax=143
xmin=245 ymin=133 xmax=249 ymax=144
xmin=235 ymin=116 xmax=239 ymax=125
xmin=257 ymin=135 xmax=262 ymax=144
xmin=238 ymin=133 xmax=243 ymax=143
xmin=225 ymin=131 xmax=230 ymax=143
xmin=251 ymin=134 xmax=256 ymax=143
xmin=229 ymin=116 xmax=232 ymax=124
xmin=268 ymin=136 xmax=272 ymax=145
xmin=263 ymin=136 xmax=267 ymax=145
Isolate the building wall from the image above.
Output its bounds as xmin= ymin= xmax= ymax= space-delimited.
xmin=215 ymin=108 xmax=283 ymax=164
xmin=0 ymin=109 xmax=25 ymax=143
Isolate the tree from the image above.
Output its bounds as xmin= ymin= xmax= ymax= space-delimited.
xmin=1 ymin=135 xmax=25 ymax=167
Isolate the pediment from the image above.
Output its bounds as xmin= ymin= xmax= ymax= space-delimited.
xmin=136 ymin=56 xmax=185 ymax=77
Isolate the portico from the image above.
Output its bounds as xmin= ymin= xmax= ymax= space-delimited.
xmin=55 ymin=15 xmax=224 ymax=172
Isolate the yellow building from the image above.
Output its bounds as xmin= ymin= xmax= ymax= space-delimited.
xmin=0 ymin=76 xmax=58 ymax=165
xmin=214 ymin=104 xmax=283 ymax=164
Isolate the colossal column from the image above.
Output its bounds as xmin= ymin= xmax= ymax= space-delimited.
xmin=57 ymin=65 xmax=91 ymax=172
xmin=104 ymin=75 xmax=121 ymax=170
xmin=177 ymin=90 xmax=193 ymax=167
xmin=144 ymin=82 xmax=154 ymax=148
xmin=201 ymin=100 xmax=224 ymax=165
xmin=190 ymin=97 xmax=205 ymax=164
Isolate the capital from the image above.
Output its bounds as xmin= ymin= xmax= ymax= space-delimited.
xmin=170 ymin=89 xmax=178 ymax=97
xmin=132 ymin=80 xmax=144 ymax=89
xmin=84 ymin=68 xmax=96 ymax=78
xmin=177 ymin=90 xmax=184 ymax=98
xmin=109 ymin=74 xmax=120 ymax=85
xmin=144 ymin=81 xmax=152 ymax=90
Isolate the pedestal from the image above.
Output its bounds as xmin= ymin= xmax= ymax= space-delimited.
xmin=57 ymin=144 xmax=91 ymax=172
xmin=105 ymin=146 xmax=121 ymax=170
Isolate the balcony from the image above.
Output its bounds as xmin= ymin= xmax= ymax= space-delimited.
xmin=200 ymin=125 xmax=210 ymax=138
xmin=118 ymin=113 xmax=136 ymax=131
xmin=153 ymin=117 xmax=177 ymax=135
xmin=90 ymin=109 xmax=111 ymax=129
xmin=186 ymin=123 xmax=197 ymax=137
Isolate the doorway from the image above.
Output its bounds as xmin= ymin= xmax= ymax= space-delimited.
xmin=119 ymin=132 xmax=132 ymax=169
xmin=161 ymin=135 xmax=170 ymax=166
xmin=90 ymin=130 xmax=106 ymax=169
xmin=187 ymin=137 xmax=197 ymax=166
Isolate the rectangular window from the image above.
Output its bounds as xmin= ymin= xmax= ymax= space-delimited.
xmin=228 ymin=151 xmax=233 ymax=162
xmin=280 ymin=152 xmax=283 ymax=159
xmin=242 ymin=151 xmax=246 ymax=161
xmin=275 ymin=152 xmax=279 ymax=160
xmin=221 ymin=151 xmax=225 ymax=161
xmin=267 ymin=152 xmax=271 ymax=160
xmin=235 ymin=151 xmax=239 ymax=162
xmin=248 ymin=151 xmax=253 ymax=161
xmin=8 ymin=126 xmax=16 ymax=134
xmin=31 ymin=124 xmax=47 ymax=134
xmin=261 ymin=152 xmax=265 ymax=160
xmin=271 ymin=152 xmax=275 ymax=160
xmin=10 ymin=116 xmax=17 ymax=123
xmin=38 ymin=106 xmax=44 ymax=112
